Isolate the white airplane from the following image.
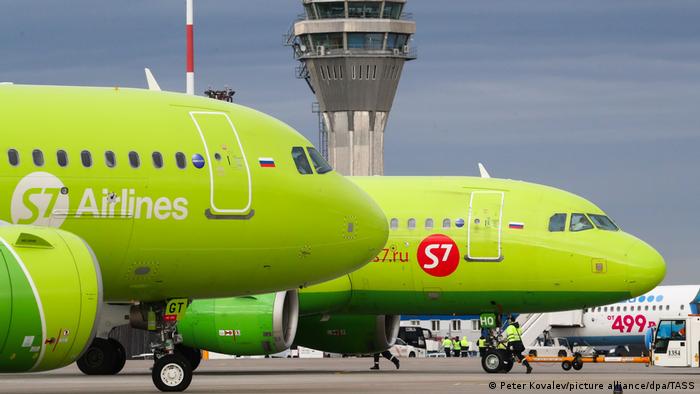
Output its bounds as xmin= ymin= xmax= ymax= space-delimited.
xmin=548 ymin=285 xmax=700 ymax=355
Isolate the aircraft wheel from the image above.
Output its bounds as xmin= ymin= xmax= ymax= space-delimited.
xmin=175 ymin=344 xmax=202 ymax=371
xmin=152 ymin=353 xmax=192 ymax=392
xmin=481 ymin=349 xmax=504 ymax=373
xmin=77 ymin=338 xmax=121 ymax=375
xmin=562 ymin=361 xmax=572 ymax=371
xmin=109 ymin=338 xmax=127 ymax=374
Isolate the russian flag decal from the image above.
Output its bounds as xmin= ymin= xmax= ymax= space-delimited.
xmin=509 ymin=222 xmax=524 ymax=230
xmin=259 ymin=158 xmax=275 ymax=168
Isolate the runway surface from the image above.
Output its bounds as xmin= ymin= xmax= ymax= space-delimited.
xmin=3 ymin=357 xmax=699 ymax=393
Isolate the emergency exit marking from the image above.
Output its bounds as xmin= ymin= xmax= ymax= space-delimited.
xmin=416 ymin=234 xmax=460 ymax=277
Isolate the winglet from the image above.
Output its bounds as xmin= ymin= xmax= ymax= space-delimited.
xmin=478 ymin=163 xmax=491 ymax=178
xmin=145 ymin=68 xmax=161 ymax=91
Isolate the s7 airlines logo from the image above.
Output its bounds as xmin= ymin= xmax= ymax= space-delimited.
xmin=416 ymin=234 xmax=460 ymax=277
xmin=11 ymin=172 xmax=69 ymax=227
xmin=11 ymin=172 xmax=189 ymax=227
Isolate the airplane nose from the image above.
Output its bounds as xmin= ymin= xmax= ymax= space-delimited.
xmin=626 ymin=241 xmax=666 ymax=297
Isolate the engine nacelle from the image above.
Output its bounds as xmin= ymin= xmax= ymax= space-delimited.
xmin=178 ymin=290 xmax=298 ymax=355
xmin=0 ymin=226 xmax=101 ymax=372
xmin=294 ymin=314 xmax=400 ymax=354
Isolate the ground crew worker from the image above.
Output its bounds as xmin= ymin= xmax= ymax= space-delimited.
xmin=460 ymin=336 xmax=470 ymax=357
xmin=370 ymin=351 xmax=400 ymax=370
xmin=441 ymin=337 xmax=452 ymax=357
xmin=505 ymin=317 xmax=532 ymax=373
xmin=477 ymin=336 xmax=487 ymax=357
xmin=452 ymin=336 xmax=461 ymax=357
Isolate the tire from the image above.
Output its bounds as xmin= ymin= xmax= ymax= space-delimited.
xmin=572 ymin=357 xmax=583 ymax=371
xmin=175 ymin=344 xmax=202 ymax=371
xmin=109 ymin=338 xmax=127 ymax=375
xmin=481 ymin=349 xmax=504 ymax=373
xmin=557 ymin=350 xmax=567 ymax=357
xmin=152 ymin=354 xmax=193 ymax=392
xmin=501 ymin=359 xmax=514 ymax=373
xmin=409 ymin=352 xmax=416 ymax=358
xmin=76 ymin=338 xmax=119 ymax=375
xmin=562 ymin=361 xmax=572 ymax=371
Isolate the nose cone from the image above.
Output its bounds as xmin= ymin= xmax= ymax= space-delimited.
xmin=626 ymin=241 xmax=666 ymax=296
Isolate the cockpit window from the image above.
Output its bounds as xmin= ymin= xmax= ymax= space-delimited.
xmin=292 ymin=147 xmax=313 ymax=175
xmin=588 ymin=214 xmax=619 ymax=231
xmin=548 ymin=213 xmax=567 ymax=232
xmin=570 ymin=213 xmax=593 ymax=232
xmin=307 ymin=147 xmax=333 ymax=174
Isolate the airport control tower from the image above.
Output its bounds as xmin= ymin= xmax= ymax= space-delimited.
xmin=288 ymin=0 xmax=416 ymax=175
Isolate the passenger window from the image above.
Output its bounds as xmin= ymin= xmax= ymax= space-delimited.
xmin=681 ymin=305 xmax=685 ymax=310
xmin=425 ymin=218 xmax=434 ymax=229
xmin=645 ymin=305 xmax=649 ymax=311
xmin=175 ymin=152 xmax=187 ymax=169
xmin=105 ymin=151 xmax=116 ymax=168
xmin=129 ymin=151 xmax=140 ymax=168
xmin=588 ymin=214 xmax=619 ymax=231
xmin=32 ymin=149 xmax=44 ymax=167
xmin=390 ymin=218 xmax=398 ymax=230
xmin=307 ymin=147 xmax=332 ymax=174
xmin=548 ymin=213 xmax=567 ymax=232
xmin=81 ymin=150 xmax=92 ymax=167
xmin=292 ymin=147 xmax=313 ymax=175
xmin=653 ymin=305 xmax=656 ymax=311
xmin=407 ymin=218 xmax=416 ymax=230
xmin=442 ymin=218 xmax=451 ymax=229
xmin=7 ymin=149 xmax=19 ymax=166
xmin=152 ymin=152 xmax=163 ymax=169
xmin=570 ymin=213 xmax=593 ymax=232
xmin=57 ymin=150 xmax=68 ymax=167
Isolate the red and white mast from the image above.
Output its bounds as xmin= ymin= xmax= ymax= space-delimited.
xmin=186 ymin=0 xmax=194 ymax=95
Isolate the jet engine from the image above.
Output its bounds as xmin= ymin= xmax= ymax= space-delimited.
xmin=294 ymin=314 xmax=400 ymax=354
xmin=0 ymin=226 xmax=102 ymax=372
xmin=177 ymin=290 xmax=298 ymax=355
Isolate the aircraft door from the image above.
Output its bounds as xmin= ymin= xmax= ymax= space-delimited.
xmin=467 ymin=191 xmax=504 ymax=261
xmin=190 ymin=112 xmax=252 ymax=218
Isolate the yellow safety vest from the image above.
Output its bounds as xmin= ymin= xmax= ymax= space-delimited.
xmin=477 ymin=338 xmax=486 ymax=348
xmin=505 ymin=325 xmax=523 ymax=343
xmin=442 ymin=338 xmax=452 ymax=348
xmin=452 ymin=340 xmax=461 ymax=350
xmin=460 ymin=338 xmax=469 ymax=348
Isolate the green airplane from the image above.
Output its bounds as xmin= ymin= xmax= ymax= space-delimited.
xmin=175 ymin=176 xmax=665 ymax=371
xmin=0 ymin=84 xmax=389 ymax=391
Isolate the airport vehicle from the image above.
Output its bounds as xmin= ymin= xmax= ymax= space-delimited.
xmin=545 ymin=285 xmax=700 ymax=355
xmin=651 ymin=315 xmax=700 ymax=367
xmin=0 ymin=84 xmax=389 ymax=391
xmin=398 ymin=326 xmax=433 ymax=350
xmin=175 ymin=176 xmax=665 ymax=372
xmin=528 ymin=335 xmax=574 ymax=358
xmin=390 ymin=338 xmax=425 ymax=358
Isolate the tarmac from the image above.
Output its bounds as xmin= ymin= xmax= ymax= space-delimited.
xmin=2 ymin=357 xmax=699 ymax=394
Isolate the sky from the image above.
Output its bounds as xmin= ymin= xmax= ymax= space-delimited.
xmin=1 ymin=1 xmax=699 ymax=284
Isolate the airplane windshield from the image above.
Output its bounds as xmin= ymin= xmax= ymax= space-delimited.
xmin=307 ymin=147 xmax=333 ymax=174
xmin=570 ymin=213 xmax=593 ymax=232
xmin=588 ymin=214 xmax=619 ymax=231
